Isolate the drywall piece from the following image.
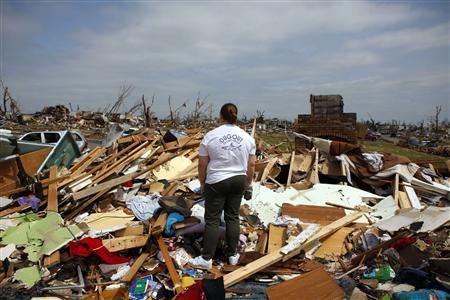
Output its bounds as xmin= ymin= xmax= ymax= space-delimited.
xmin=0 ymin=244 xmax=16 ymax=260
xmin=84 ymin=209 xmax=135 ymax=235
xmin=281 ymin=204 xmax=345 ymax=225
xmin=314 ymin=227 xmax=355 ymax=260
xmin=153 ymin=156 xmax=192 ymax=180
xmin=246 ymin=183 xmax=380 ymax=225
xmin=0 ymin=213 xmax=83 ymax=262
xmin=370 ymin=196 xmax=398 ymax=221
xmin=14 ymin=265 xmax=41 ymax=288
xmin=265 ymin=267 xmax=344 ymax=300
xmin=375 ymin=207 xmax=450 ymax=233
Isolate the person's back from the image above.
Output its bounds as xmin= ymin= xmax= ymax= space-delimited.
xmin=200 ymin=124 xmax=255 ymax=184
xmin=190 ymin=103 xmax=256 ymax=270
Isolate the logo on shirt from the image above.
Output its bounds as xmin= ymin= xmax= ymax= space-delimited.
xmin=219 ymin=134 xmax=243 ymax=151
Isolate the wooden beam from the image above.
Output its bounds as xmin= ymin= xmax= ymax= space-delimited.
xmin=260 ymin=157 xmax=278 ymax=184
xmin=251 ymin=119 xmax=256 ymax=138
xmin=103 ymin=235 xmax=149 ymax=252
xmin=286 ymin=151 xmax=295 ymax=187
xmin=156 ymin=235 xmax=182 ymax=293
xmin=152 ymin=211 xmax=168 ymax=236
xmin=223 ymin=212 xmax=363 ymax=288
xmin=393 ymin=174 xmax=399 ymax=205
xmin=47 ymin=166 xmax=58 ymax=212
xmin=121 ymin=252 xmax=149 ymax=283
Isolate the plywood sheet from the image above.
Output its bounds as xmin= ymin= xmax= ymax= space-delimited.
xmin=281 ymin=203 xmax=345 ymax=225
xmin=265 ymin=267 xmax=344 ymax=300
xmin=314 ymin=227 xmax=355 ymax=260
xmin=267 ymin=224 xmax=286 ymax=254
xmin=153 ymin=156 xmax=192 ymax=180
xmin=84 ymin=210 xmax=134 ymax=232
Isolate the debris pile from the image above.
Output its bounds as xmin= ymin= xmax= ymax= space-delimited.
xmin=0 ymin=125 xmax=449 ymax=300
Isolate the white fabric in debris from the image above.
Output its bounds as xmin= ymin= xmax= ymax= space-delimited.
xmin=280 ymin=224 xmax=320 ymax=254
xmin=371 ymin=163 xmax=420 ymax=183
xmin=126 ymin=194 xmax=161 ymax=221
xmin=362 ymin=152 xmax=384 ymax=172
xmin=336 ymin=154 xmax=354 ymax=185
xmin=272 ymin=215 xmax=303 ymax=226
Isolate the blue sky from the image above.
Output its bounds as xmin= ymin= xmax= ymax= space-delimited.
xmin=1 ymin=1 xmax=449 ymax=122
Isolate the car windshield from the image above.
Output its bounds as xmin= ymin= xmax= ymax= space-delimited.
xmin=22 ymin=132 xmax=41 ymax=142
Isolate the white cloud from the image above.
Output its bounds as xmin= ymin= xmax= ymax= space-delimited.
xmin=346 ymin=23 xmax=449 ymax=51
xmin=1 ymin=1 xmax=448 ymax=122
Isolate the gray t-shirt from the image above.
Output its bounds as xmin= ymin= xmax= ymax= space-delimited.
xmin=199 ymin=124 xmax=256 ymax=184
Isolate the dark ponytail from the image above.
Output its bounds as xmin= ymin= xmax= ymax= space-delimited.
xmin=220 ymin=103 xmax=238 ymax=124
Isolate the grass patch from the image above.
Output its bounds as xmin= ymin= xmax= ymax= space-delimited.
xmin=360 ymin=140 xmax=447 ymax=162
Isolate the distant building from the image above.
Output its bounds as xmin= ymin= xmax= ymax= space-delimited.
xmin=295 ymin=94 xmax=357 ymax=148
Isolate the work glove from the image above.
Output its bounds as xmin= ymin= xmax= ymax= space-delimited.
xmin=243 ymin=185 xmax=253 ymax=201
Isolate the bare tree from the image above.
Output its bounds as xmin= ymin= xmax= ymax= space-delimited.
xmin=108 ymin=84 xmax=134 ymax=116
xmin=142 ymin=94 xmax=155 ymax=128
xmin=0 ymin=80 xmax=20 ymax=117
xmin=435 ymin=105 xmax=442 ymax=133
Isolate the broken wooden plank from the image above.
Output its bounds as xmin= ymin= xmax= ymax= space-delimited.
xmin=223 ymin=212 xmax=363 ymax=288
xmin=152 ymin=211 xmax=168 ymax=236
xmin=103 ymin=235 xmax=149 ymax=252
xmin=260 ymin=157 xmax=278 ymax=184
xmin=255 ymin=232 xmax=268 ymax=255
xmin=286 ymin=151 xmax=295 ymax=187
xmin=47 ymin=166 xmax=58 ymax=212
xmin=397 ymin=190 xmax=412 ymax=209
xmin=121 ymin=252 xmax=149 ymax=283
xmin=265 ymin=267 xmax=344 ymax=300
xmin=393 ymin=174 xmax=399 ymax=204
xmin=267 ymin=224 xmax=287 ymax=254
xmin=156 ymin=235 xmax=182 ymax=293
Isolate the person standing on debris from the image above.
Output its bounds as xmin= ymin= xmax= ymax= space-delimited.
xmin=189 ymin=103 xmax=256 ymax=270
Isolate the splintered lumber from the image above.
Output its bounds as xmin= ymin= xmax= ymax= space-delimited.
xmin=307 ymin=147 xmax=319 ymax=184
xmin=72 ymin=150 xmax=180 ymax=201
xmin=67 ymin=189 xmax=109 ymax=220
xmin=45 ymin=166 xmax=60 ymax=266
xmin=393 ymin=174 xmax=399 ymax=204
xmin=260 ymin=157 xmax=278 ymax=184
xmin=156 ymin=235 xmax=182 ymax=293
xmin=72 ymin=175 xmax=133 ymax=201
xmin=313 ymin=227 xmax=355 ymax=260
xmin=121 ymin=252 xmax=150 ymax=283
xmin=286 ymin=151 xmax=295 ymax=187
xmin=223 ymin=212 xmax=363 ymax=288
xmin=255 ymin=232 xmax=268 ymax=255
xmin=298 ymin=150 xmax=315 ymax=173
xmin=265 ymin=267 xmax=344 ymax=300
xmin=70 ymin=147 xmax=105 ymax=175
xmin=152 ymin=211 xmax=168 ymax=236
xmin=103 ymin=235 xmax=149 ymax=252
xmin=251 ymin=119 xmax=256 ymax=138
xmin=0 ymin=204 xmax=31 ymax=218
xmin=398 ymin=190 xmax=412 ymax=209
xmin=47 ymin=166 xmax=58 ymax=212
xmin=267 ymin=224 xmax=287 ymax=254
